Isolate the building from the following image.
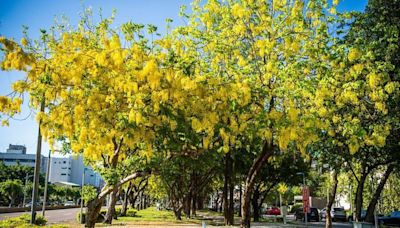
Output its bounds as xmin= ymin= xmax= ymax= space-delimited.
xmin=49 ymin=155 xmax=103 ymax=187
xmin=0 ymin=144 xmax=47 ymax=173
xmin=0 ymin=144 xmax=103 ymax=188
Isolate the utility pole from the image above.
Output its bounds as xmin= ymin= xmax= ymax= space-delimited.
xmin=31 ymin=101 xmax=45 ymax=224
xmin=42 ymin=150 xmax=51 ymax=217
xmin=80 ymin=168 xmax=86 ymax=224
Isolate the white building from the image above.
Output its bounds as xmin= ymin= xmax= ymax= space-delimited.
xmin=0 ymin=144 xmax=103 ymax=187
xmin=49 ymin=155 xmax=102 ymax=187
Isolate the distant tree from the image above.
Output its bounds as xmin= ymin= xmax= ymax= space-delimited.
xmin=0 ymin=179 xmax=23 ymax=207
xmin=343 ymin=0 xmax=400 ymax=222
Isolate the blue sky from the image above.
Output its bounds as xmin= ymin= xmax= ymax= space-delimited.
xmin=0 ymin=0 xmax=368 ymax=157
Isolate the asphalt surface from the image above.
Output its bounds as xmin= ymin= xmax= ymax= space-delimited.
xmin=0 ymin=207 xmax=82 ymax=224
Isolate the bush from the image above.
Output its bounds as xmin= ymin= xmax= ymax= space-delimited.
xmin=115 ymin=207 xmax=122 ymax=216
xmin=0 ymin=214 xmax=30 ymax=228
xmin=34 ymin=216 xmax=47 ymax=226
xmin=126 ymin=208 xmax=138 ymax=217
xmin=0 ymin=214 xmax=47 ymax=227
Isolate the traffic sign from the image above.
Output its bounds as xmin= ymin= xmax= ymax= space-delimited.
xmin=302 ymin=186 xmax=310 ymax=213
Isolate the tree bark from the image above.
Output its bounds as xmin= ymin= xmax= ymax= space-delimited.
xmin=229 ymin=175 xmax=234 ymax=224
xmin=238 ymin=181 xmax=242 ymax=216
xmin=86 ymin=197 xmax=105 ymax=228
xmin=104 ymin=187 xmax=118 ymax=224
xmin=192 ymin=191 xmax=197 ymax=217
xmin=120 ymin=182 xmax=133 ymax=216
xmin=223 ymin=152 xmax=234 ymax=225
xmin=326 ymin=169 xmax=338 ymax=228
xmin=355 ymin=168 xmax=368 ymax=222
xmin=365 ymin=164 xmax=394 ymax=223
xmin=241 ymin=142 xmax=274 ymax=228
xmin=183 ymin=192 xmax=192 ymax=218
xmin=214 ymin=191 xmax=219 ymax=211
xmin=252 ymin=186 xmax=261 ymax=222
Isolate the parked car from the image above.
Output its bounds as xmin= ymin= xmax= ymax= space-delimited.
xmin=24 ymin=201 xmax=41 ymax=208
xmin=64 ymin=201 xmax=75 ymax=206
xmin=332 ymin=207 xmax=347 ymax=222
xmin=320 ymin=208 xmax=327 ymax=220
xmin=319 ymin=207 xmax=346 ymax=221
xmin=379 ymin=211 xmax=400 ymax=226
xmin=295 ymin=207 xmax=320 ymax=222
xmin=347 ymin=210 xmax=367 ymax=222
xmin=266 ymin=207 xmax=281 ymax=215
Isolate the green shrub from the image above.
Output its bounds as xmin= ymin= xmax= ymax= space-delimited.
xmin=126 ymin=208 xmax=138 ymax=217
xmin=115 ymin=207 xmax=122 ymax=216
xmin=34 ymin=216 xmax=47 ymax=226
xmin=0 ymin=214 xmax=35 ymax=228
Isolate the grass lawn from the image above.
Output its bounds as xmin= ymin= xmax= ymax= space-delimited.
xmin=116 ymin=207 xmax=203 ymax=225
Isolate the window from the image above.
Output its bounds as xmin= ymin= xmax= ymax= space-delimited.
xmin=61 ymin=167 xmax=67 ymax=169
xmin=61 ymin=173 xmax=66 ymax=176
xmin=63 ymin=161 xmax=66 ymax=164
xmin=54 ymin=162 xmax=56 ymax=164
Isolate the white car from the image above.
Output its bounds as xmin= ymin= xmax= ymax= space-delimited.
xmin=64 ymin=201 xmax=75 ymax=206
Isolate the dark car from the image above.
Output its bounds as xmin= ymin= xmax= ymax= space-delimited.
xmin=379 ymin=211 xmax=400 ymax=226
xmin=295 ymin=207 xmax=320 ymax=222
xmin=348 ymin=210 xmax=367 ymax=222
xmin=332 ymin=207 xmax=347 ymax=222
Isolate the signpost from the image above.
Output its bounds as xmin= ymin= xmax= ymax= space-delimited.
xmin=302 ymin=186 xmax=310 ymax=225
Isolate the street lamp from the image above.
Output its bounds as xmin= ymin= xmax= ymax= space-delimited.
xmin=80 ymin=167 xmax=87 ymax=224
xmin=297 ymin=172 xmax=307 ymax=226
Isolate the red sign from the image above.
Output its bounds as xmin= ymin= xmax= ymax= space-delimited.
xmin=302 ymin=186 xmax=310 ymax=213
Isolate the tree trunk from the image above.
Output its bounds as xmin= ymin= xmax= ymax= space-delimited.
xmin=238 ymin=181 xmax=242 ymax=216
xmin=241 ymin=142 xmax=274 ymax=228
xmin=104 ymin=188 xmax=118 ymax=224
xmin=365 ymin=164 xmax=394 ymax=223
xmin=183 ymin=192 xmax=192 ymax=218
xmin=223 ymin=152 xmax=234 ymax=225
xmin=326 ymin=169 xmax=338 ymax=228
xmin=192 ymin=191 xmax=197 ymax=217
xmin=214 ymin=191 xmax=219 ymax=211
xmin=229 ymin=175 xmax=234 ymax=224
xmin=173 ymin=206 xmax=183 ymax=220
xmin=197 ymin=194 xmax=204 ymax=210
xmin=355 ymin=169 xmax=368 ymax=221
xmin=223 ymin=168 xmax=228 ymax=223
xmin=120 ymin=183 xmax=132 ymax=216
xmin=85 ymin=171 xmax=146 ymax=228
xmin=86 ymin=197 xmax=105 ymax=228
xmin=252 ymin=186 xmax=261 ymax=222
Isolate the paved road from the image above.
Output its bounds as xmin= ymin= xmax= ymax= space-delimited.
xmin=0 ymin=207 xmax=81 ymax=224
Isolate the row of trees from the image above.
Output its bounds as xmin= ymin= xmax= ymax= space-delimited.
xmin=0 ymin=0 xmax=399 ymax=227
xmin=0 ymin=162 xmax=82 ymax=207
